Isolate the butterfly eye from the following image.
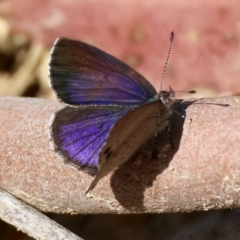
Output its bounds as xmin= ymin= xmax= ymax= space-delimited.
xmin=160 ymin=96 xmax=170 ymax=105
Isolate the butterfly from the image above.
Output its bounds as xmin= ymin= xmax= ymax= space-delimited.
xmin=49 ymin=32 xmax=176 ymax=193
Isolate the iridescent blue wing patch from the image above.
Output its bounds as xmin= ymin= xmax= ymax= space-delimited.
xmin=49 ymin=38 xmax=156 ymax=106
xmin=50 ymin=105 xmax=130 ymax=173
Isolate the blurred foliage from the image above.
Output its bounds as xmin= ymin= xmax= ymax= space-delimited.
xmin=0 ymin=18 xmax=52 ymax=99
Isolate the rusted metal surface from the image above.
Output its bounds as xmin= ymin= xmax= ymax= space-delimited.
xmin=0 ymin=96 xmax=239 ymax=214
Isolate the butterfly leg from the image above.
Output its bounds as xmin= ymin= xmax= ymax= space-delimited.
xmin=151 ymin=118 xmax=174 ymax=159
xmin=167 ymin=120 xmax=174 ymax=149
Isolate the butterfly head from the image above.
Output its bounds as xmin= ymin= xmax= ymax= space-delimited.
xmin=159 ymin=86 xmax=175 ymax=108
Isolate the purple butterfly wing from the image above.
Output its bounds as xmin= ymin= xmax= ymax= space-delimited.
xmin=49 ymin=38 xmax=156 ymax=106
xmin=50 ymin=105 xmax=130 ymax=173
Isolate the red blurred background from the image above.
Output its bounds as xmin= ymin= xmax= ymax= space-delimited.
xmin=0 ymin=0 xmax=239 ymax=98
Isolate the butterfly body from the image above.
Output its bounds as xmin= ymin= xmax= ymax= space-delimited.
xmin=49 ymin=34 xmax=175 ymax=193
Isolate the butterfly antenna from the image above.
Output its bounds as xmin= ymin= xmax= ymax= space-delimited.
xmin=160 ymin=31 xmax=174 ymax=91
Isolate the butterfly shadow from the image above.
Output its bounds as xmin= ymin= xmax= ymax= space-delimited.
xmin=109 ymin=100 xmax=194 ymax=210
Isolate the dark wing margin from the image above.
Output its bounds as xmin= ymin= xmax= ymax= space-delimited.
xmin=50 ymin=105 xmax=130 ymax=174
xmin=49 ymin=38 xmax=156 ymax=106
